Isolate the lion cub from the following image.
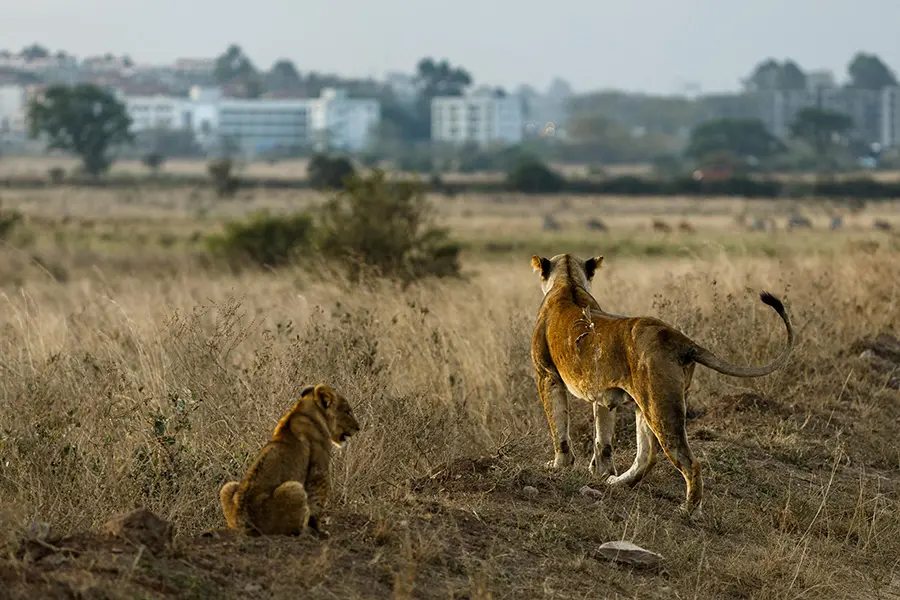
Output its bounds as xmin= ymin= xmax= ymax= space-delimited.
xmin=220 ymin=384 xmax=360 ymax=536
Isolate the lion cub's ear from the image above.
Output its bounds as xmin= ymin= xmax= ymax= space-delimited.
xmin=531 ymin=255 xmax=551 ymax=278
xmin=300 ymin=385 xmax=316 ymax=398
xmin=584 ymin=256 xmax=604 ymax=280
xmin=313 ymin=384 xmax=335 ymax=410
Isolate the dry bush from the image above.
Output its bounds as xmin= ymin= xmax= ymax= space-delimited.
xmin=1 ymin=248 xmax=899 ymax=598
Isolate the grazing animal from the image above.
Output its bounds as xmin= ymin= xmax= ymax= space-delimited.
xmin=651 ymin=219 xmax=671 ymax=233
xmin=220 ymin=384 xmax=360 ymax=536
xmin=874 ymin=219 xmax=892 ymax=232
xmin=786 ymin=215 xmax=812 ymax=231
xmin=543 ymin=214 xmax=561 ymax=231
xmin=678 ymin=221 xmax=696 ymax=233
xmin=529 ymin=254 xmax=795 ymax=516
xmin=586 ymin=218 xmax=608 ymax=232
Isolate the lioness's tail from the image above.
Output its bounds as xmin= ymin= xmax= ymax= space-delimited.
xmin=690 ymin=292 xmax=795 ymax=378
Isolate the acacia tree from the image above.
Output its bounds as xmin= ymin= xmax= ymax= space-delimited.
xmin=413 ymin=57 xmax=473 ymax=139
xmin=685 ymin=118 xmax=785 ymax=170
xmin=789 ymin=107 xmax=854 ymax=175
xmin=27 ymin=84 xmax=133 ymax=176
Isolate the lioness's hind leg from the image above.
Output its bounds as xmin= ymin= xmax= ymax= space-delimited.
xmin=219 ymin=481 xmax=240 ymax=529
xmin=643 ymin=387 xmax=703 ymax=517
xmin=607 ymin=407 xmax=658 ymax=487
xmin=537 ymin=375 xmax=575 ymax=469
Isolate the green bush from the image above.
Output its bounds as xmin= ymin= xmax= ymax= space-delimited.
xmin=207 ymin=158 xmax=240 ymax=197
xmin=317 ymin=169 xmax=461 ymax=282
xmin=506 ymin=159 xmax=565 ymax=193
xmin=308 ymin=153 xmax=356 ymax=190
xmin=206 ymin=211 xmax=314 ymax=268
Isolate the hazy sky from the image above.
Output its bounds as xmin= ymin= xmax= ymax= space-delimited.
xmin=4 ymin=0 xmax=899 ymax=95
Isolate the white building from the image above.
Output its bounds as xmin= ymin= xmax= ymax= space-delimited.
xmin=882 ymin=87 xmax=900 ymax=149
xmin=125 ymin=94 xmax=191 ymax=132
xmin=121 ymin=86 xmax=379 ymax=156
xmin=307 ymin=88 xmax=380 ymax=152
xmin=0 ymin=84 xmax=41 ymax=145
xmin=431 ymin=91 xmax=524 ymax=147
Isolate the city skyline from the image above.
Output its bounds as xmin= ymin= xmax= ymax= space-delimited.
xmin=3 ymin=0 xmax=900 ymax=95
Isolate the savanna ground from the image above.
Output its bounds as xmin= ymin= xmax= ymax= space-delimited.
xmin=1 ymin=167 xmax=899 ymax=599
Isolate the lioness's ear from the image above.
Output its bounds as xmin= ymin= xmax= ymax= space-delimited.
xmin=584 ymin=256 xmax=603 ymax=280
xmin=531 ymin=255 xmax=551 ymax=278
xmin=300 ymin=385 xmax=316 ymax=398
xmin=313 ymin=384 xmax=334 ymax=410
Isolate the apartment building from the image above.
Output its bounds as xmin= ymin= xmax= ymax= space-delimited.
xmin=431 ymin=91 xmax=524 ymax=147
xmin=703 ymin=85 xmax=900 ymax=149
xmin=125 ymin=94 xmax=190 ymax=131
xmin=121 ymin=85 xmax=379 ymax=155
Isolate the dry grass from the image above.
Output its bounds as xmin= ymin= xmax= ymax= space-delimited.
xmin=1 ymin=184 xmax=899 ymax=598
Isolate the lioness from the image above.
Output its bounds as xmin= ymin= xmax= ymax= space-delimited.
xmin=220 ymin=384 xmax=360 ymax=536
xmin=530 ymin=254 xmax=794 ymax=516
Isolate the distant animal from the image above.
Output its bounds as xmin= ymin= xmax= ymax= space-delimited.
xmin=786 ymin=215 xmax=812 ymax=231
xmin=586 ymin=218 xmax=608 ymax=232
xmin=874 ymin=219 xmax=892 ymax=232
xmin=530 ymin=254 xmax=795 ymax=517
xmin=678 ymin=221 xmax=696 ymax=233
xmin=220 ymin=384 xmax=360 ymax=537
xmin=543 ymin=214 xmax=561 ymax=231
xmin=651 ymin=219 xmax=671 ymax=233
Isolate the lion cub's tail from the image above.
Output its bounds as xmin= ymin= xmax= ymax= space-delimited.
xmin=689 ymin=292 xmax=795 ymax=378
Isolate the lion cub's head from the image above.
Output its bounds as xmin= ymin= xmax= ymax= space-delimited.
xmin=531 ymin=254 xmax=603 ymax=295
xmin=301 ymin=384 xmax=361 ymax=448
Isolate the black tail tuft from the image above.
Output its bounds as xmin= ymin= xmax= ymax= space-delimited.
xmin=759 ymin=291 xmax=785 ymax=314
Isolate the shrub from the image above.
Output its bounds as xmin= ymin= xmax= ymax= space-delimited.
xmin=317 ymin=169 xmax=461 ymax=282
xmin=207 ymin=159 xmax=240 ymax=198
xmin=308 ymin=153 xmax=356 ymax=190
xmin=506 ymin=159 xmax=565 ymax=193
xmin=0 ymin=203 xmax=23 ymax=242
xmin=206 ymin=211 xmax=314 ymax=268
xmin=143 ymin=152 xmax=165 ymax=173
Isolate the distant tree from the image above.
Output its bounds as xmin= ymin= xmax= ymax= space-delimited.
xmin=267 ymin=59 xmax=302 ymax=91
xmin=415 ymin=58 xmax=472 ymax=97
xmin=777 ymin=60 xmax=807 ymax=90
xmin=122 ymin=55 xmax=134 ymax=68
xmin=214 ymin=44 xmax=262 ymax=97
xmin=847 ymin=52 xmax=897 ymax=90
xmin=20 ymin=44 xmax=49 ymax=60
xmin=413 ymin=57 xmax=473 ymax=139
xmin=789 ymin=107 xmax=854 ymax=174
xmin=27 ymin=84 xmax=133 ymax=176
xmin=744 ymin=58 xmax=807 ymax=91
xmin=685 ymin=118 xmax=785 ymax=166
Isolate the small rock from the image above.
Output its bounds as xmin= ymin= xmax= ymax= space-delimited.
xmin=579 ymin=485 xmax=603 ymax=499
xmin=597 ymin=540 xmax=663 ymax=567
xmin=859 ymin=349 xmax=877 ymax=361
xmin=102 ymin=507 xmax=173 ymax=555
xmin=523 ymin=486 xmax=539 ymax=496
xmin=244 ymin=583 xmax=262 ymax=593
